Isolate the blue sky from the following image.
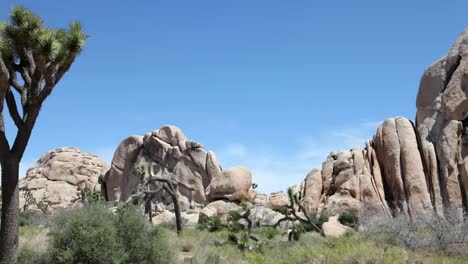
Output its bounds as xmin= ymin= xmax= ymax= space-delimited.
xmin=1 ymin=1 xmax=467 ymax=193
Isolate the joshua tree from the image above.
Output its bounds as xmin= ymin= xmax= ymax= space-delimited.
xmin=128 ymin=164 xmax=192 ymax=235
xmin=274 ymin=187 xmax=324 ymax=238
xmin=0 ymin=6 xmax=86 ymax=262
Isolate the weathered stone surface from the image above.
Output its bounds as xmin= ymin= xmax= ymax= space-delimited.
xmin=267 ymin=192 xmax=290 ymax=210
xmin=206 ymin=166 xmax=252 ymax=202
xmin=302 ymin=169 xmax=322 ymax=215
xmin=252 ymin=193 xmax=269 ymax=206
xmin=322 ymin=216 xmax=350 ymax=237
xmin=152 ymin=210 xmax=200 ymax=228
xmin=19 ymin=148 xmax=109 ymax=210
xmin=198 ymin=200 xmax=241 ymax=223
xmin=415 ymin=28 xmax=468 ymax=217
xmin=251 ymin=206 xmax=281 ymax=225
xmin=102 ymin=126 xmax=225 ymax=206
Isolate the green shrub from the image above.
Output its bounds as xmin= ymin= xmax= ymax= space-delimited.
xmin=19 ymin=211 xmax=33 ymax=227
xmin=17 ymin=245 xmax=48 ymax=264
xmin=255 ymin=227 xmax=280 ymax=240
xmin=48 ymin=204 xmax=125 ymax=264
xmin=48 ymin=203 xmax=174 ymax=264
xmin=115 ymin=205 xmax=173 ymax=264
xmin=198 ymin=216 xmax=224 ymax=232
xmin=338 ymin=212 xmax=359 ymax=227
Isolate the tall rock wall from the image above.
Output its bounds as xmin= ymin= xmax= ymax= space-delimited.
xmin=299 ymin=29 xmax=468 ymax=218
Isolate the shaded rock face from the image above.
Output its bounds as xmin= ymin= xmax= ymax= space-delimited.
xmin=19 ymin=148 xmax=109 ymax=210
xmin=416 ymin=28 xmax=468 ymax=217
xmin=102 ymin=125 xmax=240 ymax=207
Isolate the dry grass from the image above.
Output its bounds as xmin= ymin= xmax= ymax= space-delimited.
xmin=19 ymin=226 xmax=48 ymax=255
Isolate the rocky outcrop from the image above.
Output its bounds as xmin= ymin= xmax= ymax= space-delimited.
xmin=102 ymin=126 xmax=221 ymax=206
xmin=19 ymin=148 xmax=109 ymax=210
xmin=295 ymin=29 xmax=468 ymax=219
xmin=415 ymin=28 xmax=468 ymax=217
xmin=102 ymin=125 xmax=254 ymax=209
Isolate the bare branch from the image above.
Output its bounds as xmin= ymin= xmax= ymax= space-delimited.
xmin=5 ymin=90 xmax=23 ymax=128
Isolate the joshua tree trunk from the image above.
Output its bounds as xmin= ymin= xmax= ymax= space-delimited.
xmin=164 ymin=184 xmax=182 ymax=234
xmin=0 ymin=157 xmax=20 ymax=264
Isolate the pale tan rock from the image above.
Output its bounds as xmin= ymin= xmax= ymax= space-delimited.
xmin=267 ymin=192 xmax=290 ymax=210
xmin=152 ymin=210 xmax=200 ymax=228
xmin=302 ymin=169 xmax=322 ymax=215
xmin=322 ymin=216 xmax=350 ymax=237
xmin=252 ymin=193 xmax=269 ymax=206
xmin=103 ymin=126 xmax=224 ymax=206
xmin=19 ymin=148 xmax=109 ymax=210
xmin=206 ymin=166 xmax=252 ymax=202
xmin=198 ymin=200 xmax=241 ymax=223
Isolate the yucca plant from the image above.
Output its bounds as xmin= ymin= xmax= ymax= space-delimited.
xmin=0 ymin=6 xmax=86 ymax=263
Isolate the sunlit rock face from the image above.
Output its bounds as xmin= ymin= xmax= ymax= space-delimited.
xmin=19 ymin=147 xmax=109 ymax=210
xmin=296 ymin=29 xmax=468 ymax=219
xmin=101 ymin=125 xmax=255 ymax=210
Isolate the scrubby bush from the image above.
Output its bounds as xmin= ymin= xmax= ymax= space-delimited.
xmin=255 ymin=227 xmax=280 ymax=240
xmin=47 ymin=203 xmax=174 ymax=264
xmin=48 ymin=204 xmax=125 ymax=264
xmin=338 ymin=211 xmax=359 ymax=228
xmin=17 ymin=246 xmax=49 ymax=264
xmin=198 ymin=215 xmax=224 ymax=232
xmin=361 ymin=208 xmax=468 ymax=256
xmin=115 ymin=205 xmax=173 ymax=264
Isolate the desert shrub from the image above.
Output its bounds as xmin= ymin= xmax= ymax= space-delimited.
xmin=198 ymin=215 xmax=224 ymax=232
xmin=48 ymin=204 xmax=125 ymax=264
xmin=19 ymin=211 xmax=33 ymax=227
xmin=17 ymin=245 xmax=49 ymax=264
xmin=338 ymin=211 xmax=359 ymax=228
xmin=255 ymin=226 xmax=280 ymax=240
xmin=289 ymin=223 xmax=305 ymax=241
xmin=361 ymin=208 xmax=468 ymax=256
xmin=306 ymin=213 xmax=329 ymax=230
xmin=115 ymin=205 xmax=173 ymax=264
xmin=19 ymin=210 xmax=52 ymax=227
xmin=48 ymin=203 xmax=174 ymax=264
xmin=81 ymin=190 xmax=105 ymax=204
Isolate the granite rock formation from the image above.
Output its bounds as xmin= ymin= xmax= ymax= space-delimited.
xmin=19 ymin=148 xmax=109 ymax=210
xmin=101 ymin=125 xmax=255 ymax=210
xmin=297 ymin=29 xmax=468 ymax=219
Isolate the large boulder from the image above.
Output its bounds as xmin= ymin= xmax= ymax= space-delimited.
xmin=19 ymin=148 xmax=109 ymax=210
xmin=102 ymin=126 xmax=224 ymax=207
xmin=206 ymin=166 xmax=252 ymax=202
xmin=322 ymin=216 xmax=350 ymax=237
xmin=198 ymin=200 xmax=241 ymax=223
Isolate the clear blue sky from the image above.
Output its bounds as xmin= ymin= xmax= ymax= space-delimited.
xmin=1 ymin=1 xmax=467 ymax=193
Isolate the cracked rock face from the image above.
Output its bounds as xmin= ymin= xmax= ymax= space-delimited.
xmin=297 ymin=29 xmax=468 ymax=219
xmin=101 ymin=125 xmax=253 ymax=208
xmin=19 ymin=147 xmax=109 ymax=210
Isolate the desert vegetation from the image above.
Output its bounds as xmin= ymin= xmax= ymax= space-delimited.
xmin=9 ymin=186 xmax=468 ymax=264
xmin=14 ymin=200 xmax=468 ymax=264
